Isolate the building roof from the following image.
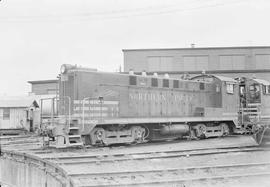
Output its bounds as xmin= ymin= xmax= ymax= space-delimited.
xmin=28 ymin=79 xmax=58 ymax=84
xmin=0 ymin=98 xmax=39 ymax=108
xmin=122 ymin=46 xmax=270 ymax=52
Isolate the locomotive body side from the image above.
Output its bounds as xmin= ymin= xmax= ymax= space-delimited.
xmin=58 ymin=67 xmax=239 ymax=145
xmin=51 ymin=64 xmax=244 ymax=146
xmin=60 ymin=70 xmax=239 ymax=121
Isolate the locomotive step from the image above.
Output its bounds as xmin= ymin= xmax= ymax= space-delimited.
xmin=69 ymin=127 xmax=79 ymax=130
xmin=68 ymin=135 xmax=81 ymax=138
xmin=68 ymin=142 xmax=84 ymax=146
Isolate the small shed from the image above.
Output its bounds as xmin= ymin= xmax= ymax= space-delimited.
xmin=0 ymin=98 xmax=39 ymax=132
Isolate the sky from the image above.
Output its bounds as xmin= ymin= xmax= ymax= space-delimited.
xmin=0 ymin=0 xmax=270 ymax=96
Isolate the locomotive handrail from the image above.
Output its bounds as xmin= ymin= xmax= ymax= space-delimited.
xmin=61 ymin=96 xmax=71 ymax=129
xmin=82 ymin=97 xmax=94 ymax=130
xmin=240 ymin=95 xmax=262 ymax=124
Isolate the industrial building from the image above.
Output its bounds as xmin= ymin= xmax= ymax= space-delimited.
xmin=28 ymin=79 xmax=58 ymax=95
xmin=123 ymin=46 xmax=270 ymax=81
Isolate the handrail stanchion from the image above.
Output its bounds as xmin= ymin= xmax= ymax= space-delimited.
xmin=61 ymin=96 xmax=71 ymax=129
xmin=82 ymin=97 xmax=92 ymax=131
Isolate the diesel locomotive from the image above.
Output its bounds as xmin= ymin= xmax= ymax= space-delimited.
xmin=42 ymin=64 xmax=270 ymax=147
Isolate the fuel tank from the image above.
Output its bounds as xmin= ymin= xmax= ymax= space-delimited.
xmin=160 ymin=124 xmax=189 ymax=136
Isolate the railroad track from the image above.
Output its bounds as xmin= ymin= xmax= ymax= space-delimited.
xmin=1 ymin=135 xmax=270 ymax=187
xmin=70 ymin=162 xmax=270 ymax=187
xmin=61 ymin=146 xmax=270 ymax=187
xmin=50 ymin=143 xmax=270 ymax=186
xmin=45 ymin=146 xmax=269 ymax=165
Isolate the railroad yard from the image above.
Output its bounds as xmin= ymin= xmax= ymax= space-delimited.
xmin=1 ymin=135 xmax=270 ymax=187
xmin=1 ymin=1 xmax=270 ymax=186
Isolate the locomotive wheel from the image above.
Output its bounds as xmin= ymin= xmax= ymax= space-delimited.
xmin=220 ymin=123 xmax=230 ymax=136
xmin=89 ymin=128 xmax=106 ymax=145
xmin=194 ymin=124 xmax=207 ymax=138
xmin=131 ymin=126 xmax=146 ymax=143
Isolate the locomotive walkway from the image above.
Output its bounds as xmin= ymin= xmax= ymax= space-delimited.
xmin=1 ymin=135 xmax=270 ymax=187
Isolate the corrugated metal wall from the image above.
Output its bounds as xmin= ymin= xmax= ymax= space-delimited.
xmin=123 ymin=47 xmax=270 ymax=73
xmin=31 ymin=82 xmax=58 ymax=95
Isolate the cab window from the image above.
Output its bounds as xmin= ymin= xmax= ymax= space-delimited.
xmin=263 ymin=85 xmax=270 ymax=95
xmin=249 ymin=84 xmax=260 ymax=92
xmin=226 ymin=83 xmax=234 ymax=94
xmin=249 ymin=84 xmax=261 ymax=103
xmin=216 ymin=84 xmax=220 ymax=93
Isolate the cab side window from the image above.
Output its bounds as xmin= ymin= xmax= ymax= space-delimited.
xmin=263 ymin=85 xmax=270 ymax=95
xmin=216 ymin=84 xmax=221 ymax=93
xmin=226 ymin=83 xmax=234 ymax=94
xmin=249 ymin=84 xmax=261 ymax=103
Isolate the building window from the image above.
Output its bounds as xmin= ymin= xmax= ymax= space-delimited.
xmin=151 ymin=78 xmax=158 ymax=87
xmin=3 ymin=108 xmax=10 ymax=120
xmin=129 ymin=76 xmax=137 ymax=85
xmin=163 ymin=79 xmax=169 ymax=88
xmin=226 ymin=83 xmax=234 ymax=94
xmin=147 ymin=56 xmax=173 ymax=71
xmin=255 ymin=54 xmax=270 ymax=69
xmin=173 ymin=80 xmax=179 ymax=88
xmin=219 ymin=55 xmax=245 ymax=70
xmin=183 ymin=56 xmax=209 ymax=71
xmin=47 ymin=89 xmax=57 ymax=95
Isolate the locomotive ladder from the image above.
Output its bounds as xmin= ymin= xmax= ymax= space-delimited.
xmin=62 ymin=96 xmax=83 ymax=147
xmin=239 ymin=103 xmax=270 ymax=145
xmin=240 ymin=103 xmax=261 ymax=123
xmin=67 ymin=119 xmax=84 ymax=147
xmin=55 ymin=96 xmax=83 ymax=148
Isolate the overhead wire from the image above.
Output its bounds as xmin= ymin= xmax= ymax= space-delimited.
xmin=0 ymin=0 xmax=248 ymax=22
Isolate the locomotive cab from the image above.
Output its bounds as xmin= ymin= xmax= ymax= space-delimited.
xmin=239 ymin=77 xmax=270 ymax=145
xmin=238 ymin=77 xmax=270 ymax=115
xmin=239 ymin=78 xmax=262 ymax=105
xmin=238 ymin=77 xmax=270 ymax=131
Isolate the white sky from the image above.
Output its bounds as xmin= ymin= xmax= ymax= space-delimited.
xmin=0 ymin=0 xmax=270 ymax=96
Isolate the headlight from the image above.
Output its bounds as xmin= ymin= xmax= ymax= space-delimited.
xmin=60 ymin=64 xmax=67 ymax=74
